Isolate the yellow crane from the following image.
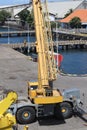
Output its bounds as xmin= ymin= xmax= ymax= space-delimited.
xmin=14 ymin=0 xmax=73 ymax=124
xmin=28 ymin=0 xmax=63 ymax=104
xmin=0 ymin=0 xmax=85 ymax=126
xmin=0 ymin=0 xmax=85 ymax=125
xmin=0 ymin=0 xmax=82 ymax=127
xmin=11 ymin=0 xmax=83 ymax=125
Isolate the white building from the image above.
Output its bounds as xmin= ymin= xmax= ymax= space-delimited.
xmin=47 ymin=0 xmax=87 ymax=21
xmin=0 ymin=0 xmax=87 ymax=21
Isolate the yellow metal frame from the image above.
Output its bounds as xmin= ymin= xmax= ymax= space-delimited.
xmin=28 ymin=81 xmax=63 ymax=104
xmin=34 ymin=96 xmax=63 ymax=104
xmin=0 ymin=92 xmax=17 ymax=115
xmin=28 ymin=81 xmax=38 ymax=86
xmin=0 ymin=92 xmax=18 ymax=130
xmin=0 ymin=113 xmax=16 ymax=130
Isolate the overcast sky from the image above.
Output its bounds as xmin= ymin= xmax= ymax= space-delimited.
xmin=0 ymin=0 xmax=69 ymax=6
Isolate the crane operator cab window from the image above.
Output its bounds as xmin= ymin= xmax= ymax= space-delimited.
xmin=27 ymin=81 xmax=38 ymax=100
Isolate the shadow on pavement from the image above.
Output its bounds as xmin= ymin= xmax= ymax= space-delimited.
xmin=38 ymin=116 xmax=66 ymax=126
xmin=75 ymin=112 xmax=87 ymax=123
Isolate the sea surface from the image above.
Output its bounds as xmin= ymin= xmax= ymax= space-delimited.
xmin=0 ymin=27 xmax=87 ymax=75
xmin=0 ymin=27 xmax=36 ymax=44
xmin=60 ymin=49 xmax=87 ymax=75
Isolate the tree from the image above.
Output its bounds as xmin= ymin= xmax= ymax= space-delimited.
xmin=26 ymin=9 xmax=34 ymax=29
xmin=51 ymin=21 xmax=60 ymax=30
xmin=18 ymin=9 xmax=34 ymax=28
xmin=69 ymin=17 xmax=81 ymax=28
xmin=0 ymin=10 xmax=11 ymax=25
xmin=64 ymin=9 xmax=73 ymax=18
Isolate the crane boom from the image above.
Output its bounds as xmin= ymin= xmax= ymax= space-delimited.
xmin=33 ymin=0 xmax=57 ymax=87
xmin=33 ymin=0 xmax=49 ymax=87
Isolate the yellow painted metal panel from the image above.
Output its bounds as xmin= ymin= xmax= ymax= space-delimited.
xmin=0 ymin=92 xmax=18 ymax=115
xmin=0 ymin=113 xmax=16 ymax=130
xmin=34 ymin=96 xmax=63 ymax=104
xmin=28 ymin=81 xmax=38 ymax=86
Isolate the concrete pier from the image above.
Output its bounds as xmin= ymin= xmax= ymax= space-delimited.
xmin=0 ymin=30 xmax=35 ymax=37
xmin=0 ymin=46 xmax=37 ymax=96
xmin=0 ymin=45 xmax=87 ymax=130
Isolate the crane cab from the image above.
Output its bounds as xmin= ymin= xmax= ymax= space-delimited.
xmin=27 ymin=81 xmax=38 ymax=100
xmin=28 ymin=81 xmax=63 ymax=104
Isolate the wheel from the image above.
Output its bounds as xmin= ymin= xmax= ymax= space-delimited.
xmin=60 ymin=102 xmax=73 ymax=119
xmin=16 ymin=107 xmax=36 ymax=124
xmin=54 ymin=102 xmax=73 ymax=119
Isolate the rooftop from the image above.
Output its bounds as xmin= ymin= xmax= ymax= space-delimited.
xmin=47 ymin=0 xmax=83 ymax=18
xmin=60 ymin=9 xmax=87 ymax=23
xmin=0 ymin=0 xmax=84 ymax=18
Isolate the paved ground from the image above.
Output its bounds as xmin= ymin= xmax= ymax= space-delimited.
xmin=0 ymin=46 xmax=87 ymax=130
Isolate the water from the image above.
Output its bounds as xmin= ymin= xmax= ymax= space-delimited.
xmin=0 ymin=36 xmax=36 ymax=44
xmin=0 ymin=27 xmax=36 ymax=43
xmin=60 ymin=49 xmax=87 ymax=75
xmin=0 ymin=27 xmax=87 ymax=75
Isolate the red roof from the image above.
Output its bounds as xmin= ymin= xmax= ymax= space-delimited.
xmin=60 ymin=9 xmax=87 ymax=23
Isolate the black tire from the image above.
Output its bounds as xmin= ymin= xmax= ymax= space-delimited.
xmin=16 ymin=107 xmax=36 ymax=124
xmin=54 ymin=102 xmax=73 ymax=119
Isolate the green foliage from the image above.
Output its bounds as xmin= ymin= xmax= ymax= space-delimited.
xmin=51 ymin=21 xmax=60 ymax=30
xmin=26 ymin=9 xmax=34 ymax=28
xmin=69 ymin=17 xmax=81 ymax=28
xmin=51 ymin=21 xmax=56 ymax=29
xmin=18 ymin=9 xmax=34 ymax=28
xmin=18 ymin=9 xmax=29 ymax=21
xmin=64 ymin=9 xmax=73 ymax=18
xmin=0 ymin=10 xmax=11 ymax=25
